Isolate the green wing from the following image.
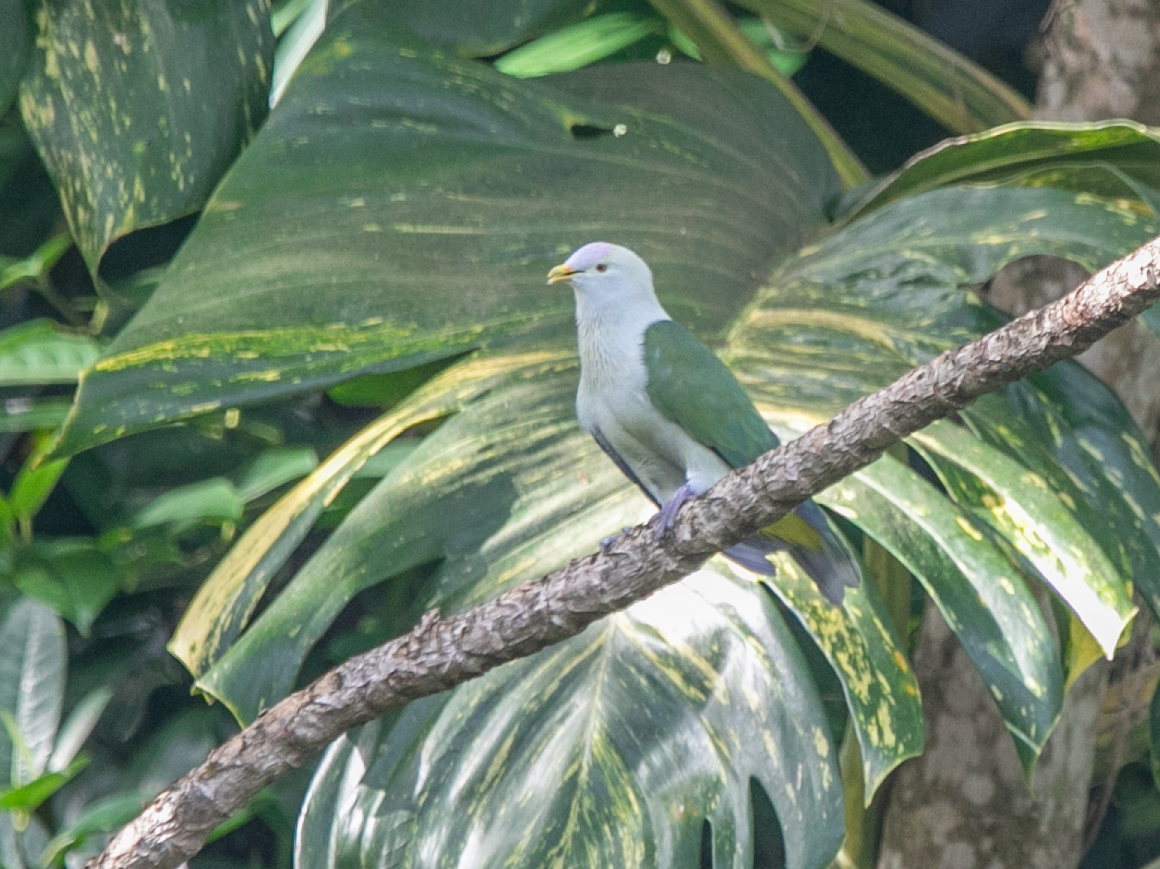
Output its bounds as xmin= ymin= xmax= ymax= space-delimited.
xmin=644 ymin=319 xmax=827 ymax=557
xmin=644 ymin=319 xmax=776 ymax=468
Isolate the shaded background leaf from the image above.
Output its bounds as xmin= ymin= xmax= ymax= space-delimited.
xmin=0 ymin=0 xmax=31 ymax=118
xmin=18 ymin=0 xmax=274 ymax=274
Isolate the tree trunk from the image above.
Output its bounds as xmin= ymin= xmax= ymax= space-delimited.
xmin=874 ymin=4 xmax=1160 ymax=867
xmin=878 ymin=601 xmax=1107 ymax=869
xmin=1036 ymin=0 xmax=1160 ymax=124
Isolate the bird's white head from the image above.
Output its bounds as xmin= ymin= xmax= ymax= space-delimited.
xmin=546 ymin=242 xmax=659 ymax=310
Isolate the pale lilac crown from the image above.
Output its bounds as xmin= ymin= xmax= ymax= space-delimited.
xmin=564 ymin=241 xmax=615 ymax=271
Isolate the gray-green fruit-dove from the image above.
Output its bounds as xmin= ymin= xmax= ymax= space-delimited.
xmin=549 ymin=241 xmax=860 ymax=604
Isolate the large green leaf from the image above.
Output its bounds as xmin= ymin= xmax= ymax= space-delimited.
xmin=187 ymin=354 xmax=920 ymax=801
xmin=299 ymin=568 xmax=844 ymax=869
xmin=755 ymin=554 xmax=921 ymax=796
xmin=725 ymin=183 xmax=1158 ymax=738
xmin=169 ymin=352 xmax=532 ymax=681
xmin=190 ymin=359 xmax=640 ymax=721
xmin=170 ymin=176 xmax=1160 ymax=866
xmin=54 ymin=6 xmax=841 ymax=457
xmin=18 ymin=0 xmax=273 ymax=273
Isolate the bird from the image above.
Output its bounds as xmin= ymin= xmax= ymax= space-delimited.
xmin=547 ymin=241 xmax=861 ymax=604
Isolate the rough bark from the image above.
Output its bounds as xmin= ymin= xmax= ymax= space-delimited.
xmin=1036 ymin=0 xmax=1160 ymax=124
xmin=983 ymin=253 xmax=1160 ymax=450
xmin=879 ymin=601 xmax=1107 ymax=869
xmin=87 ymin=237 xmax=1160 ymax=869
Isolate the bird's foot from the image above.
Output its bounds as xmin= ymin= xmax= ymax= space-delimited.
xmin=599 ymin=527 xmax=634 ymax=550
xmin=653 ymin=484 xmax=695 ymax=540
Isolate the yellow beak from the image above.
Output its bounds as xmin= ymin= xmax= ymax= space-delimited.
xmin=547 ymin=263 xmax=576 ymax=285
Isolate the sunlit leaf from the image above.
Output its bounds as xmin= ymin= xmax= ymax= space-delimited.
xmin=298 ymin=567 xmax=845 ymax=869
xmin=495 ymin=12 xmax=664 ymax=79
xmin=190 ymin=357 xmax=625 ymax=721
xmin=270 ymin=0 xmax=328 ymax=106
xmin=756 ymin=556 xmax=921 ymax=797
xmin=0 ymin=0 xmax=30 ymax=116
xmin=963 ymin=378 xmax=1160 ymax=620
xmin=167 ymin=350 xmax=502 ymax=680
xmin=18 ymin=0 xmax=273 ymax=273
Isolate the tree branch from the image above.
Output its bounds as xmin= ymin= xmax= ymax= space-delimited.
xmin=89 ymin=235 xmax=1160 ymax=869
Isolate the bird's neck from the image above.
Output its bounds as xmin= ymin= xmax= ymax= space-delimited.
xmin=575 ymin=294 xmax=669 ymax=390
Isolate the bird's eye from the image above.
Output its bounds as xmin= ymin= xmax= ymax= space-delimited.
xmin=595 ymin=263 xmax=608 ymax=272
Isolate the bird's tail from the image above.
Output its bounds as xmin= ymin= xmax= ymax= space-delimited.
xmin=724 ymin=500 xmax=861 ymax=605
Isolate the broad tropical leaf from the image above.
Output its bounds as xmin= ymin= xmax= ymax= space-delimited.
xmin=18 ymin=0 xmax=273 ymax=273
xmin=727 ymin=181 xmax=1158 ymax=762
xmin=187 ymin=354 xmax=920 ymax=804
xmin=180 ymin=173 xmax=1159 ymax=862
xmin=911 ymin=421 xmax=1134 ymax=657
xmin=822 ymin=456 xmax=1062 ymax=772
xmin=299 ymin=567 xmax=845 ymax=869
xmin=980 ymin=367 xmax=1160 ymax=616
xmin=54 ymin=6 xmax=841 ymax=456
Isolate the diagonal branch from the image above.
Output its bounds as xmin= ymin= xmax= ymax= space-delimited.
xmin=89 ymin=235 xmax=1160 ymax=869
